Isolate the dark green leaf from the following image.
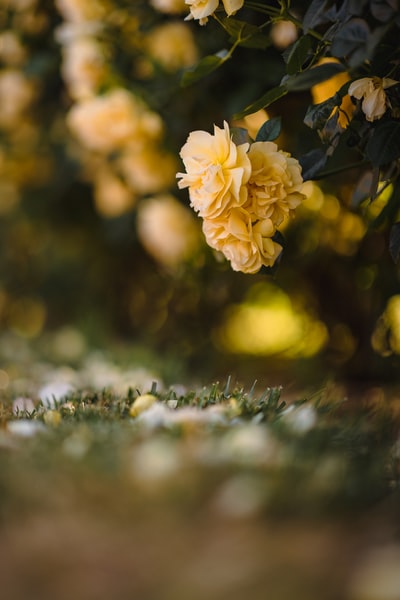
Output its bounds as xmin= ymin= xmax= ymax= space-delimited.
xmin=230 ymin=127 xmax=251 ymax=145
xmin=348 ymin=0 xmax=369 ymax=15
xmin=233 ymin=85 xmax=288 ymax=119
xmin=299 ymin=148 xmax=328 ymax=180
xmin=366 ymin=121 xmax=400 ymax=167
xmin=181 ymin=51 xmax=229 ymax=87
xmin=389 ymin=222 xmax=400 ymax=263
xmin=371 ymin=0 xmax=398 ymax=22
xmin=255 ymin=117 xmax=282 ymax=142
xmin=286 ymin=35 xmax=313 ymax=75
xmin=221 ymin=18 xmax=269 ymax=49
xmin=351 ymin=171 xmax=374 ymax=207
xmin=331 ymin=18 xmax=369 ymax=59
xmin=304 ymin=94 xmax=340 ymax=129
xmin=303 ymin=0 xmax=330 ymax=32
xmin=283 ymin=62 xmax=346 ymax=91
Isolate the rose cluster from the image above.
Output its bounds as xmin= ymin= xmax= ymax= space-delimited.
xmin=177 ymin=122 xmax=305 ymax=274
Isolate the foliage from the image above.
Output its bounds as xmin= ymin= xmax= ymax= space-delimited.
xmin=182 ymin=0 xmax=400 ymax=245
xmin=1 ymin=0 xmax=400 ymax=383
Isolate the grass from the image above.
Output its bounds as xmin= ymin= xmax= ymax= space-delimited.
xmin=1 ymin=375 xmax=400 ymax=599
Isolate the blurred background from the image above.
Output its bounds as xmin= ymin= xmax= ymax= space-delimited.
xmin=1 ymin=0 xmax=400 ymax=393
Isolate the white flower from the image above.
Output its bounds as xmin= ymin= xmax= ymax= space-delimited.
xmin=185 ymin=0 xmax=244 ymax=25
xmin=348 ymin=76 xmax=398 ymax=122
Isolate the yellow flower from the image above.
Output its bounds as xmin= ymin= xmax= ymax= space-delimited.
xmin=177 ymin=121 xmax=251 ymax=218
xmin=150 ymin=0 xmax=187 ymax=13
xmin=270 ymin=20 xmax=298 ymax=50
xmin=145 ymin=22 xmax=198 ymax=72
xmin=246 ymin=141 xmax=305 ymax=227
xmin=203 ymin=208 xmax=282 ymax=274
xmin=349 ymin=77 xmax=398 ymax=122
xmin=55 ymin=0 xmax=109 ymax=22
xmin=67 ymin=88 xmax=163 ymax=152
xmin=185 ymin=0 xmax=243 ymax=25
xmin=119 ymin=146 xmax=178 ymax=195
xmin=137 ymin=194 xmax=200 ymax=267
xmin=61 ymin=37 xmax=107 ymax=100
xmin=93 ymin=168 xmax=136 ymax=217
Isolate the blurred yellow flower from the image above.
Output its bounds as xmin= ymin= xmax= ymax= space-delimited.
xmin=177 ymin=121 xmax=251 ymax=218
xmin=246 ymin=141 xmax=305 ymax=227
xmin=119 ymin=147 xmax=178 ymax=195
xmin=55 ymin=0 xmax=109 ymax=22
xmin=150 ymin=0 xmax=187 ymax=13
xmin=93 ymin=169 xmax=136 ymax=217
xmin=67 ymin=88 xmax=163 ymax=152
xmin=137 ymin=194 xmax=200 ymax=267
xmin=270 ymin=20 xmax=298 ymax=49
xmin=0 ymin=69 xmax=36 ymax=128
xmin=348 ymin=76 xmax=398 ymax=122
xmin=145 ymin=22 xmax=198 ymax=72
xmin=61 ymin=37 xmax=108 ymax=100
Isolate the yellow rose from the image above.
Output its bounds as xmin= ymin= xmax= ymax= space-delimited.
xmin=67 ymin=88 xmax=163 ymax=152
xmin=203 ymin=208 xmax=282 ymax=274
xmin=349 ymin=77 xmax=398 ymax=122
xmin=55 ymin=0 xmax=109 ymax=22
xmin=0 ymin=69 xmax=36 ymax=127
xmin=145 ymin=22 xmax=198 ymax=72
xmin=137 ymin=194 xmax=200 ymax=267
xmin=177 ymin=121 xmax=251 ymax=218
xmin=93 ymin=168 xmax=136 ymax=217
xmin=119 ymin=146 xmax=178 ymax=195
xmin=246 ymin=141 xmax=305 ymax=227
xmin=185 ymin=0 xmax=243 ymax=25
xmin=61 ymin=37 xmax=107 ymax=100
xmin=150 ymin=0 xmax=187 ymax=13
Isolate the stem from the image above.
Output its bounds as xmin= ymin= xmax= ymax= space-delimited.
xmin=245 ymin=2 xmax=281 ymax=17
xmin=245 ymin=1 xmax=324 ymax=41
xmin=314 ymin=160 xmax=368 ymax=179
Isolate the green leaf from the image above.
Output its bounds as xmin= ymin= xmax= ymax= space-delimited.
xmin=303 ymin=0 xmax=330 ymax=32
xmin=283 ymin=62 xmax=346 ymax=91
xmin=304 ymin=94 xmax=340 ymax=129
xmin=181 ymin=51 xmax=229 ymax=87
xmin=366 ymin=121 xmax=400 ymax=167
xmin=298 ymin=148 xmax=328 ymax=180
xmin=255 ymin=117 xmax=282 ymax=142
xmin=286 ymin=35 xmax=313 ymax=75
xmin=371 ymin=0 xmax=398 ymax=22
xmin=390 ymin=222 xmax=400 ymax=263
xmin=233 ymin=85 xmax=288 ymax=119
xmin=330 ymin=18 xmax=369 ymax=59
xmin=351 ymin=171 xmax=374 ymax=207
xmin=230 ymin=127 xmax=251 ymax=145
